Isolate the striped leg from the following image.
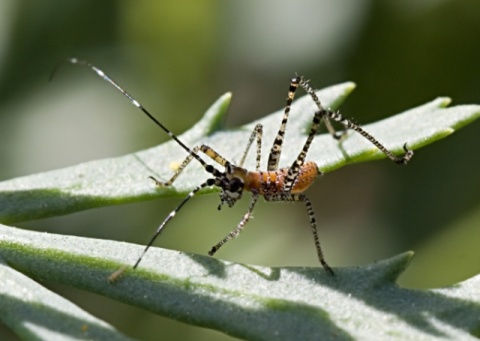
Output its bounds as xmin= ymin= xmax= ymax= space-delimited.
xmin=267 ymin=77 xmax=301 ymax=171
xmin=239 ymin=123 xmax=263 ymax=170
xmin=283 ymin=109 xmax=323 ymax=192
xmin=152 ymin=146 xmax=202 ymax=186
xmin=265 ymin=193 xmax=334 ymax=275
xmin=151 ymin=145 xmax=231 ymax=186
xmin=208 ymin=193 xmax=260 ymax=256
xmin=298 ymin=78 xmax=346 ymax=140
xmin=320 ymin=109 xmax=414 ymax=164
xmin=296 ymin=194 xmax=333 ymax=275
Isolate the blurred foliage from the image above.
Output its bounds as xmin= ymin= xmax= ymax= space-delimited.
xmin=0 ymin=1 xmax=479 ymax=340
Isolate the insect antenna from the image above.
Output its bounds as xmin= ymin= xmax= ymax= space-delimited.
xmin=54 ymin=58 xmax=216 ymax=173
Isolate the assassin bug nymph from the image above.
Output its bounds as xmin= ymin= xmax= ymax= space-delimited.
xmin=62 ymin=58 xmax=413 ymax=277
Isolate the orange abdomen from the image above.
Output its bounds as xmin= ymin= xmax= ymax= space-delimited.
xmin=244 ymin=161 xmax=320 ymax=195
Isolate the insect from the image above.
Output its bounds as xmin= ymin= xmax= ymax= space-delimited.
xmin=62 ymin=58 xmax=413 ymax=278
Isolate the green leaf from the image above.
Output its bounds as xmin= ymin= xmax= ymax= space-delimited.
xmin=0 ymin=82 xmax=479 ymax=224
xmin=1 ymin=223 xmax=480 ymax=341
xmin=0 ymin=251 xmax=132 ymax=341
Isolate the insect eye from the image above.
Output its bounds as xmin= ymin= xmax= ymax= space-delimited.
xmin=229 ymin=178 xmax=243 ymax=192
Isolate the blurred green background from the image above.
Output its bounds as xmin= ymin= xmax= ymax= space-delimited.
xmin=1 ymin=1 xmax=479 ymax=340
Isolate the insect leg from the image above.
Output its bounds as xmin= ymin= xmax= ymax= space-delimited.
xmin=239 ymin=123 xmax=263 ymax=170
xmin=265 ymin=193 xmax=334 ymax=275
xmin=295 ymin=193 xmax=334 ymax=275
xmin=298 ymin=78 xmax=346 ymax=140
xmin=320 ymin=109 xmax=414 ymax=164
xmin=208 ymin=193 xmax=260 ymax=256
xmin=267 ymin=77 xmax=301 ymax=171
xmin=151 ymin=144 xmax=234 ymax=187
xmin=151 ymin=146 xmax=203 ymax=186
xmin=283 ymin=109 xmax=323 ymax=192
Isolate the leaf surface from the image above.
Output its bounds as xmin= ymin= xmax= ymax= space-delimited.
xmin=1 ymin=223 xmax=480 ymax=341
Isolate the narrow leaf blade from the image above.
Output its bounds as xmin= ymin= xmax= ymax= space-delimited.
xmin=1 ymin=223 xmax=479 ymax=341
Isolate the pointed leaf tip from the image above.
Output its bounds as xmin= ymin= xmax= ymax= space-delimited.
xmin=366 ymin=251 xmax=415 ymax=284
